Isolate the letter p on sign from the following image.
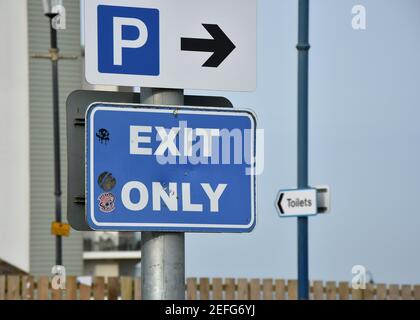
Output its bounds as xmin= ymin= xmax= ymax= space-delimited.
xmin=98 ymin=5 xmax=160 ymax=76
xmin=113 ymin=17 xmax=148 ymax=65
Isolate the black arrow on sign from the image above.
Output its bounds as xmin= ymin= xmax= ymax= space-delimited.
xmin=181 ymin=24 xmax=236 ymax=68
xmin=278 ymin=193 xmax=285 ymax=214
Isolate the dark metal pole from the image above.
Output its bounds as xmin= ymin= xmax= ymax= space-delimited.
xmin=297 ymin=0 xmax=310 ymax=299
xmin=47 ymin=14 xmax=63 ymax=266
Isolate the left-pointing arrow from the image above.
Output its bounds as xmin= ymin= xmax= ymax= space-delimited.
xmin=181 ymin=24 xmax=236 ymax=68
xmin=278 ymin=193 xmax=285 ymax=214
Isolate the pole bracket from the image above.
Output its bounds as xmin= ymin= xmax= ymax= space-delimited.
xmin=31 ymin=50 xmax=79 ymax=61
xmin=296 ymin=43 xmax=311 ymax=51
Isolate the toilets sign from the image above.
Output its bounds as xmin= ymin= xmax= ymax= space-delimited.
xmin=84 ymin=0 xmax=256 ymax=91
xmin=86 ymin=103 xmax=257 ymax=232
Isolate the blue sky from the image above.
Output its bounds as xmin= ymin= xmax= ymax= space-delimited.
xmin=184 ymin=0 xmax=420 ymax=284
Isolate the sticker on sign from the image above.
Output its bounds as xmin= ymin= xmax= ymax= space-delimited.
xmin=86 ymin=103 xmax=257 ymax=232
xmin=84 ymin=0 xmax=256 ymax=91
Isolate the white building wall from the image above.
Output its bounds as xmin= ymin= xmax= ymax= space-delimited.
xmin=0 ymin=0 xmax=30 ymax=272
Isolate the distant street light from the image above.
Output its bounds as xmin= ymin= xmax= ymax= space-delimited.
xmin=42 ymin=0 xmax=63 ymax=15
xmin=43 ymin=0 xmax=66 ymax=30
xmin=35 ymin=0 xmax=77 ymax=267
xmin=43 ymin=0 xmax=64 ymax=268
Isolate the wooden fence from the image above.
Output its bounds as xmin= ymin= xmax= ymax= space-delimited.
xmin=0 ymin=275 xmax=419 ymax=300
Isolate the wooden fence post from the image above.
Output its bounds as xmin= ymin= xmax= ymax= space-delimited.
xmin=134 ymin=277 xmax=142 ymax=300
xmin=287 ymin=280 xmax=298 ymax=300
xmin=413 ymin=285 xmax=420 ymax=300
xmin=22 ymin=276 xmax=34 ymax=300
xmin=120 ymin=276 xmax=133 ymax=300
xmin=401 ymin=285 xmax=412 ymax=300
xmin=93 ymin=276 xmax=105 ymax=300
xmin=66 ymin=276 xmax=77 ymax=300
xmin=363 ymin=283 xmax=375 ymax=300
xmin=262 ymin=279 xmax=273 ymax=300
xmin=376 ymin=284 xmax=387 ymax=300
xmin=51 ymin=285 xmax=62 ymax=300
xmin=79 ymin=282 xmax=91 ymax=300
xmin=186 ymin=278 xmax=197 ymax=300
xmin=351 ymin=287 xmax=363 ymax=300
xmin=275 ymin=279 xmax=285 ymax=300
xmin=249 ymin=279 xmax=261 ymax=300
xmin=237 ymin=278 xmax=249 ymax=300
xmin=0 ymin=275 xmax=5 ymax=300
xmin=325 ymin=281 xmax=337 ymax=300
xmin=225 ymin=278 xmax=236 ymax=300
xmin=312 ymin=281 xmax=324 ymax=300
xmin=338 ymin=282 xmax=349 ymax=300
xmin=388 ymin=284 xmax=400 ymax=300
xmin=199 ymin=278 xmax=210 ymax=300
xmin=107 ymin=277 xmax=120 ymax=300
xmin=6 ymin=275 xmax=20 ymax=300
xmin=37 ymin=276 xmax=49 ymax=300
xmin=212 ymin=278 xmax=223 ymax=300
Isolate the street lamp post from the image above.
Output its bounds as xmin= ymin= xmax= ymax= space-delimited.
xmin=41 ymin=0 xmax=65 ymax=266
xmin=34 ymin=0 xmax=77 ymax=267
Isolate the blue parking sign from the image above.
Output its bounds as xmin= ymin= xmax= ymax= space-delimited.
xmin=86 ymin=103 xmax=257 ymax=232
xmin=97 ymin=5 xmax=160 ymax=76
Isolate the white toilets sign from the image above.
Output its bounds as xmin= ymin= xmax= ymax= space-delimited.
xmin=275 ymin=189 xmax=317 ymax=217
xmin=86 ymin=103 xmax=257 ymax=232
xmin=84 ymin=0 xmax=256 ymax=91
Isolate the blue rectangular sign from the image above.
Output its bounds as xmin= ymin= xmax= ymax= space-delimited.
xmin=86 ymin=103 xmax=257 ymax=232
xmin=97 ymin=5 xmax=160 ymax=76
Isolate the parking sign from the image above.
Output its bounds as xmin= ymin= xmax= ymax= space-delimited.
xmin=84 ymin=0 xmax=256 ymax=91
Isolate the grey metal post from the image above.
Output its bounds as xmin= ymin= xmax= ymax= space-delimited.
xmin=297 ymin=0 xmax=310 ymax=300
xmin=140 ymin=88 xmax=186 ymax=300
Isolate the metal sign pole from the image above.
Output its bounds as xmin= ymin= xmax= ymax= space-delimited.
xmin=297 ymin=0 xmax=310 ymax=300
xmin=140 ymin=88 xmax=186 ymax=300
